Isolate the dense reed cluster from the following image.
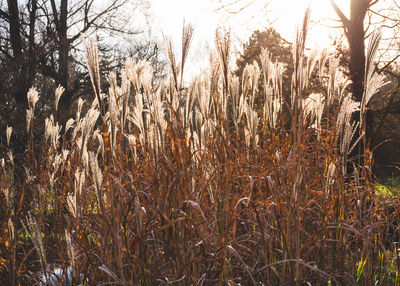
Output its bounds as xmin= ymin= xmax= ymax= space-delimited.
xmin=1 ymin=13 xmax=399 ymax=285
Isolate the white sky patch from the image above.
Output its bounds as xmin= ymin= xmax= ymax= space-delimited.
xmin=148 ymin=0 xmax=352 ymax=80
xmin=270 ymin=0 xmax=350 ymax=45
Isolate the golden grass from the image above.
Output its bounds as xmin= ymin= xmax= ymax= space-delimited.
xmin=0 ymin=16 xmax=399 ymax=285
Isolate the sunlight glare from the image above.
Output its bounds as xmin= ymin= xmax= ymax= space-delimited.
xmin=150 ymin=0 xmax=352 ymax=79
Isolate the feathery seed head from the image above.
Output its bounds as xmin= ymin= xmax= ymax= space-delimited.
xmin=126 ymin=59 xmax=153 ymax=94
xmin=62 ymin=149 xmax=70 ymax=161
xmin=7 ymin=218 xmax=14 ymax=242
xmin=244 ymin=102 xmax=260 ymax=147
xmin=163 ymin=36 xmax=179 ymax=91
xmin=65 ymin=229 xmax=75 ymax=270
xmin=7 ymin=150 xmax=13 ymax=165
xmin=318 ymin=48 xmax=331 ymax=81
xmin=54 ymin=85 xmax=65 ymax=111
xmin=26 ymin=109 xmax=34 ymax=133
xmin=361 ymin=29 xmax=388 ymax=128
xmin=74 ymin=168 xmax=86 ymax=196
xmin=53 ymin=153 xmax=62 ymax=174
xmin=76 ymin=98 xmax=85 ymax=122
xmin=67 ymin=192 xmax=77 ymax=218
xmin=180 ymin=21 xmax=195 ymax=89
xmin=65 ymin=118 xmax=75 ymax=134
xmin=304 ymin=93 xmax=325 ymax=138
xmin=326 ymin=162 xmax=336 ymax=190
xmin=337 ymin=96 xmax=360 ymax=137
xmin=89 ymin=151 xmax=103 ymax=196
xmin=6 ymin=126 xmax=12 ymax=146
xmin=82 ymin=146 xmax=89 ymax=174
xmin=85 ymin=39 xmax=102 ymax=113
xmin=96 ymin=132 xmax=104 ymax=156
xmin=215 ymin=27 xmax=231 ymax=92
xmin=44 ymin=115 xmax=61 ymax=149
xmin=306 ymin=49 xmax=319 ymax=84
xmin=44 ymin=115 xmax=54 ymax=142
xmin=27 ymin=87 xmax=39 ymax=112
xmin=81 ymin=108 xmax=100 ymax=142
xmin=260 ymin=48 xmax=272 ymax=82
xmin=242 ymin=61 xmax=260 ymax=96
xmin=22 ymin=212 xmax=47 ymax=273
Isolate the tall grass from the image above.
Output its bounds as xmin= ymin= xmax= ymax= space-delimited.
xmin=1 ymin=16 xmax=399 ymax=285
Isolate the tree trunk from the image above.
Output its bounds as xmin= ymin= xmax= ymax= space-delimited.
xmin=348 ymin=26 xmax=366 ymax=102
xmin=27 ymin=0 xmax=38 ymax=88
xmin=331 ymin=0 xmax=370 ymax=101
xmin=331 ymin=0 xmax=372 ymax=171
xmin=7 ymin=0 xmax=27 ymax=105
xmin=7 ymin=0 xmax=22 ymax=58
xmin=56 ymin=0 xmax=71 ymax=125
xmin=348 ymin=0 xmax=369 ymax=102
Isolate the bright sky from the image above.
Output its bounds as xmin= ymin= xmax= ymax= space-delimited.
xmin=149 ymin=0 xmax=351 ymax=78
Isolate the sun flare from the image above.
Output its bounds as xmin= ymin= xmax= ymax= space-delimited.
xmin=152 ymin=0 xmax=351 ymax=46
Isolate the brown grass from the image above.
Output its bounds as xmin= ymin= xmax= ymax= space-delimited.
xmin=0 ymin=17 xmax=399 ymax=285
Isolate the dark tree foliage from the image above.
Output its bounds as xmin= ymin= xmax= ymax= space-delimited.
xmin=0 ymin=0 xmax=164 ymax=189
xmin=235 ymin=27 xmax=324 ymax=115
xmin=368 ymin=67 xmax=400 ymax=177
xmin=72 ymin=36 xmax=166 ymax=105
xmin=235 ymin=28 xmax=292 ymax=80
xmin=0 ymin=0 xmax=150 ymax=128
xmin=235 ymin=28 xmax=293 ymax=111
